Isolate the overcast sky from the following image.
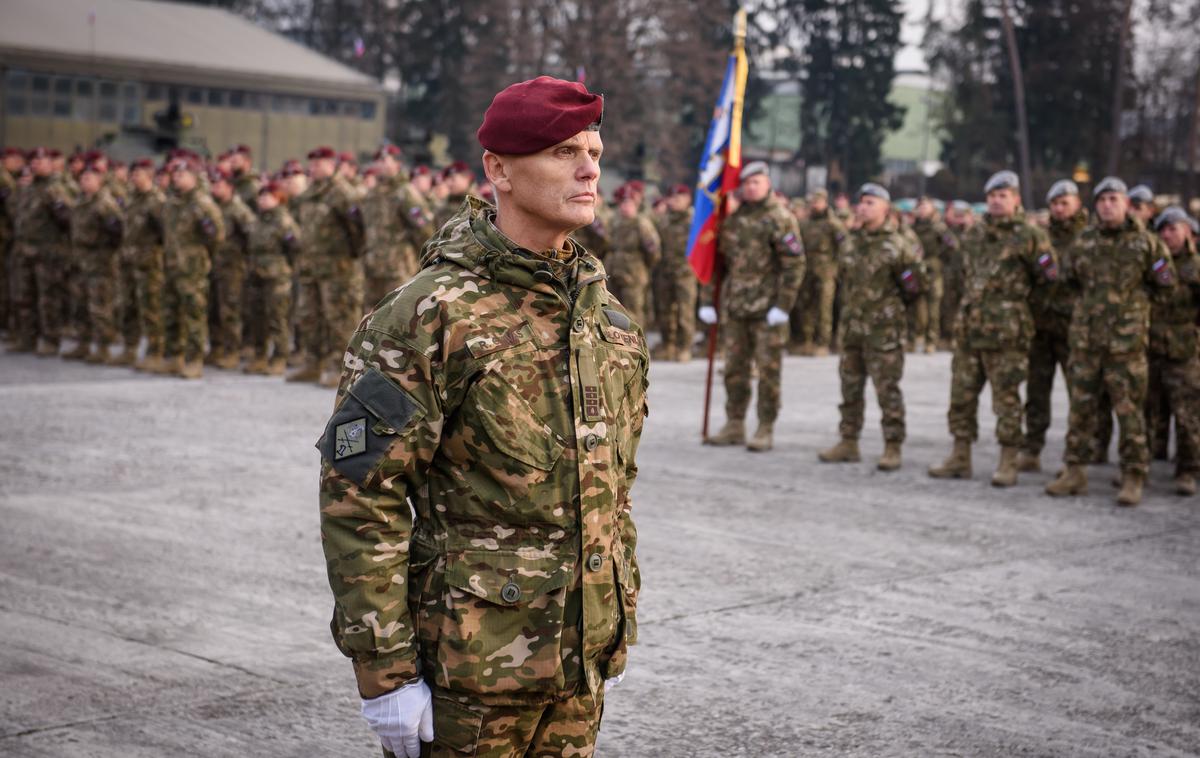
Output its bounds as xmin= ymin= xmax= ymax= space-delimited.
xmin=897 ymin=0 xmax=932 ymax=73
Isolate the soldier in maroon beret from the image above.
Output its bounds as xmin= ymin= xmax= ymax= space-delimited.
xmin=431 ymin=160 xmax=478 ymax=228
xmin=409 ymin=164 xmax=433 ymax=197
xmin=320 ymin=76 xmax=642 ymax=758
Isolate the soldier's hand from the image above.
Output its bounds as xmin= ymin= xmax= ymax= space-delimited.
xmin=604 ymin=671 xmax=625 ymax=693
xmin=698 ymin=306 xmax=718 ymax=325
xmin=360 ymin=678 xmax=434 ymax=757
xmin=765 ymin=306 xmax=789 ymax=327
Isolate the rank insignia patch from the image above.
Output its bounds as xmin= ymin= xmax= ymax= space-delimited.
xmin=335 ymin=417 xmax=368 ymax=460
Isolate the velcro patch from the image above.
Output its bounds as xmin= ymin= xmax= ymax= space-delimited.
xmin=782 ymin=232 xmax=804 ymax=256
xmin=899 ymin=269 xmax=920 ymax=295
xmin=408 ymin=206 xmax=427 ymax=224
xmin=316 ymin=368 xmax=424 ymax=487
xmin=1152 ymin=257 xmax=1174 ymax=285
xmin=1037 ymin=253 xmax=1059 ymax=282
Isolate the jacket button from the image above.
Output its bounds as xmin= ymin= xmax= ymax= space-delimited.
xmin=584 ymin=433 xmax=600 ymax=451
xmin=500 ymin=582 xmax=521 ymax=603
xmin=573 ymin=317 xmax=585 ymax=332
xmin=587 ymin=553 xmax=604 ymax=572
xmin=533 ymin=269 xmax=554 ymax=283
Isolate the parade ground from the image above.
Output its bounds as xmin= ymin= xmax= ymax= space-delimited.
xmin=1 ymin=347 xmax=1197 ymax=757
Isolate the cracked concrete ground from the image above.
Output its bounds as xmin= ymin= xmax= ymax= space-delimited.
xmin=1 ymin=347 xmax=1197 ymax=757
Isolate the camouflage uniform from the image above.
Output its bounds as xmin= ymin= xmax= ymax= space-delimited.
xmin=294 ymin=174 xmax=366 ymax=378
xmin=0 ymin=168 xmax=14 ymax=336
xmin=245 ymin=203 xmax=299 ymax=365
xmin=119 ymin=185 xmax=167 ymax=358
xmin=211 ymin=193 xmax=257 ymax=361
xmin=836 ymin=218 xmax=922 ymax=442
xmin=912 ymin=215 xmax=958 ymax=347
xmin=433 ymin=193 xmax=470 ymax=232
xmin=793 ymin=208 xmax=847 ymax=350
xmin=1062 ymin=215 xmax=1175 ymax=476
xmin=162 ymin=186 xmax=224 ymax=363
xmin=234 ymin=171 xmax=261 ymax=213
xmin=318 ymin=198 xmax=644 ymax=756
xmin=946 ymin=213 xmax=1056 ymax=446
xmin=651 ymin=207 xmax=697 ymax=359
xmin=605 ymin=213 xmax=660 ymax=329
xmin=360 ymin=172 xmax=434 ymax=309
xmin=69 ymin=189 xmax=125 ymax=352
xmin=941 ymin=222 xmax=968 ymax=343
xmin=1147 ymin=238 xmax=1200 ymax=478
xmin=713 ymin=193 xmax=805 ymax=425
xmin=571 ymin=202 xmax=612 ymax=262
xmin=1023 ymin=208 xmax=1088 ymax=457
xmin=19 ymin=174 xmax=74 ymax=349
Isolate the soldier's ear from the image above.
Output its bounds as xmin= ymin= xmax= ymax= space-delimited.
xmin=482 ymin=151 xmax=512 ymax=195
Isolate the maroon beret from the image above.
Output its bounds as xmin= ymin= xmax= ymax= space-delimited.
xmin=374 ymin=144 xmax=402 ymax=160
xmin=49 ymin=148 xmax=63 ymax=159
xmin=81 ymin=161 xmax=106 ymax=176
xmin=131 ymin=158 xmax=155 ymax=172
xmin=338 ymin=151 xmax=357 ymax=164
xmin=411 ymin=165 xmax=431 ymax=177
xmin=3 ymin=147 xmax=25 ymax=158
xmin=477 ymin=76 xmax=603 ymax=155
xmin=280 ymin=159 xmax=305 ymax=178
xmin=670 ymin=183 xmax=691 ymax=197
xmin=445 ymin=160 xmax=472 ymax=177
xmin=307 ymin=146 xmax=336 ymax=160
xmin=26 ymin=146 xmax=51 ymax=160
xmin=628 ymin=180 xmax=645 ymax=195
xmin=233 ymin=144 xmax=252 ymax=156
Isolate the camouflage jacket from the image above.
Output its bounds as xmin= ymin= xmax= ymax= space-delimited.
xmin=1149 ymin=239 xmax=1200 ymax=361
xmin=214 ymin=194 xmax=257 ymax=268
xmin=17 ymin=174 xmax=74 ymax=246
xmin=122 ymin=186 xmax=165 ymax=266
xmin=957 ymin=212 xmax=1056 ymax=351
xmin=1065 ymin=214 xmax=1175 ymax=355
xmin=234 ymin=172 xmax=261 ymax=213
xmin=162 ymin=187 xmax=224 ymax=269
xmin=571 ymin=202 xmax=612 ymax=260
xmin=0 ymin=168 xmax=16 ymax=245
xmin=912 ymin=215 xmax=958 ymax=274
xmin=296 ymin=175 xmax=364 ymax=275
xmin=104 ymin=175 xmax=128 ymax=210
xmin=838 ymin=218 xmax=924 ymax=350
xmin=715 ymin=193 xmax=805 ymax=318
xmin=800 ymin=209 xmax=848 ymax=270
xmin=655 ymin=208 xmax=693 ymax=279
xmin=70 ymin=190 xmax=124 ymax=269
xmin=359 ymin=173 xmax=434 ymax=279
xmin=247 ymin=205 xmax=299 ymax=278
xmin=434 ymin=192 xmax=471 ymax=231
xmin=607 ymin=212 xmax=661 ymax=281
xmin=1031 ymin=208 xmax=1089 ymax=335
xmin=318 ymin=196 xmax=646 ymax=705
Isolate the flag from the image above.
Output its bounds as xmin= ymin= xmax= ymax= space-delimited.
xmin=575 ymin=65 xmax=587 ymax=84
xmin=686 ymin=10 xmax=748 ymax=284
xmin=354 ymin=37 xmax=366 ymax=58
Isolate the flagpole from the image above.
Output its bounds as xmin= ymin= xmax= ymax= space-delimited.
xmin=702 ymin=8 xmax=748 ymax=440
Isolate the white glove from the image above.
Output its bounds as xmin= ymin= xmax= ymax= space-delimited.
xmin=360 ymin=679 xmax=434 ymax=758
xmin=766 ymin=306 xmax=790 ymax=327
xmin=605 ymin=671 xmax=625 ymax=693
xmin=698 ymin=305 xmax=718 ymax=325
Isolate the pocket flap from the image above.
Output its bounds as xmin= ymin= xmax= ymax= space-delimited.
xmin=346 ymin=367 xmax=424 ymax=433
xmin=474 ymin=377 xmax=566 ymax=471
xmin=445 ymin=550 xmax=575 ymax=605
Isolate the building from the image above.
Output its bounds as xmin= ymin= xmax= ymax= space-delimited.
xmin=0 ymin=0 xmax=385 ymax=169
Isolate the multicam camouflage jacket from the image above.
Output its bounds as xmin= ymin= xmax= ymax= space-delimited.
xmin=17 ymin=174 xmax=73 ymax=245
xmin=1065 ymin=214 xmax=1176 ymax=355
xmin=655 ymin=207 xmax=694 ymax=279
xmin=247 ymin=204 xmax=300 ymax=275
xmin=70 ymin=190 xmax=124 ymax=269
xmin=801 ymin=208 xmax=849 ymax=272
xmin=0 ymin=169 xmax=16 ymax=246
xmin=607 ymin=212 xmax=661 ymax=278
xmin=359 ymin=173 xmax=434 ymax=280
xmin=838 ymin=218 xmax=924 ymax=351
xmin=234 ymin=172 xmax=261 ymax=213
xmin=1031 ymin=208 xmax=1090 ymax=335
xmin=912 ymin=215 xmax=958 ymax=274
xmin=570 ymin=202 xmax=612 ymax=259
xmin=715 ymin=193 xmax=805 ymax=318
xmin=956 ymin=211 xmax=1057 ymax=351
xmin=296 ymin=175 xmax=364 ymax=276
xmin=214 ymin=194 xmax=257 ymax=268
xmin=162 ymin=187 xmax=224 ymax=269
xmin=318 ymin=196 xmax=646 ymax=706
xmin=1149 ymin=239 xmax=1200 ymax=361
xmin=121 ymin=186 xmax=165 ymax=266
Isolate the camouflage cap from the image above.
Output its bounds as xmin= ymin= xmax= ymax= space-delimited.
xmin=1045 ymin=179 xmax=1079 ymax=204
xmin=1129 ymin=184 xmax=1153 ymax=204
xmin=857 ymin=182 xmax=890 ymax=202
xmin=739 ymin=161 xmax=769 ymax=180
xmin=1093 ymin=176 xmax=1127 ymax=198
xmin=983 ymin=170 xmax=1019 ymax=194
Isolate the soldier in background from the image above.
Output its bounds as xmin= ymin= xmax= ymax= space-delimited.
xmin=121 ymin=158 xmax=168 ymax=373
xmin=432 ymin=162 xmax=475 ymax=230
xmin=819 ymin=183 xmax=922 ymax=470
xmin=941 ymin=200 xmax=974 ymax=347
xmin=0 ymin=147 xmax=23 ymax=342
xmin=162 ymin=156 xmax=224 ymax=379
xmin=1020 ymin=180 xmax=1088 ymax=472
xmin=651 ymin=184 xmax=696 ymax=362
xmin=68 ymin=158 xmax=125 ymax=363
xmin=359 ymin=145 xmax=433 ymax=309
xmin=833 ymin=191 xmax=853 ymax=226
xmin=209 ymin=170 xmax=257 ymax=370
xmin=409 ymin=165 xmax=433 ymax=198
xmin=929 ymin=171 xmax=1056 ymax=487
xmin=229 ymin=145 xmax=260 ymax=211
xmin=289 ymin=145 xmax=364 ymax=387
xmin=338 ymin=151 xmax=365 ymax=197
xmin=1128 ymin=184 xmax=1157 ymax=227
xmin=571 ymin=193 xmax=612 ymax=262
xmin=607 ymin=184 xmax=661 ymax=330
xmin=791 ymin=188 xmax=846 ymax=357
xmin=244 ymin=181 xmax=299 ymax=376
xmin=701 ymin=161 xmax=805 ymax=452
xmin=19 ymin=148 xmax=74 ymax=356
xmin=911 ymin=196 xmax=958 ymax=353
xmin=1046 ymin=178 xmax=1176 ymax=506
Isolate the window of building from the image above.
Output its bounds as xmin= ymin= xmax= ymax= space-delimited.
xmin=361 ymin=101 xmax=377 ymax=120
xmin=6 ymin=95 xmax=26 ymax=115
xmin=207 ymin=89 xmax=226 ymax=107
xmin=77 ymin=79 xmax=93 ymax=96
xmin=245 ymin=92 xmax=263 ymax=109
xmin=99 ymin=81 xmax=118 ymax=98
xmin=186 ymin=88 xmax=204 ymax=105
xmin=54 ymin=78 xmax=72 ymax=96
xmin=31 ymin=74 xmax=49 ymax=93
xmin=6 ymin=69 xmax=29 ymax=91
xmin=30 ymin=96 xmax=49 ymax=116
xmin=229 ymin=90 xmax=245 ymax=108
xmin=98 ymin=102 xmax=118 ymax=121
xmin=145 ymin=83 xmax=165 ymax=100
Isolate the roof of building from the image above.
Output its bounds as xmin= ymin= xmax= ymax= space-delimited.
xmin=0 ymin=0 xmax=379 ymax=94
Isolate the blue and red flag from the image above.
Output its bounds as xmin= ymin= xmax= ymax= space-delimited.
xmin=687 ymin=12 xmax=749 ymax=284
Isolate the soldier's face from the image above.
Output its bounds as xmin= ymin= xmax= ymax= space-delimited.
xmin=1095 ymin=192 xmax=1128 ymax=225
xmin=487 ymin=130 xmax=602 ymax=232
xmin=212 ymin=182 xmax=232 ymax=202
xmin=986 ymin=188 xmax=1019 ymax=218
xmin=740 ymin=174 xmax=770 ymax=203
xmin=1131 ymin=201 xmax=1155 ymax=222
xmin=855 ymin=195 xmax=888 ymax=228
xmin=257 ymin=193 xmax=279 ymax=212
xmin=667 ymin=193 xmax=690 ymax=212
xmin=915 ymin=201 xmax=933 ymax=219
xmin=1158 ymin=221 xmax=1190 ymax=252
xmin=618 ymin=198 xmax=639 ymax=218
xmin=309 ymin=158 xmax=335 ymax=180
xmin=1049 ymin=194 xmax=1081 ymax=221
xmin=80 ymin=171 xmax=102 ymax=194
xmin=809 ymin=196 xmax=827 ymax=213
xmin=131 ymin=169 xmax=153 ymax=191
xmin=30 ymin=157 xmax=52 ymax=176
xmin=172 ymin=170 xmax=196 ymax=192
xmin=3 ymin=156 xmax=23 ymax=173
xmin=412 ymin=174 xmax=432 ymax=194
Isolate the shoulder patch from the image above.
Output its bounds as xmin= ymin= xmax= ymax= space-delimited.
xmin=782 ymin=231 xmax=804 ymax=256
xmin=316 ymin=367 xmax=424 ymax=487
xmin=1152 ymin=257 xmax=1174 ymax=286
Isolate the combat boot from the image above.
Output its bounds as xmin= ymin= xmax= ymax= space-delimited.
xmin=651 ymin=343 xmax=669 ymax=360
xmin=85 ymin=343 xmax=110 ymax=364
xmin=1116 ymin=471 xmax=1144 ymax=507
xmin=812 ymin=345 xmax=831 ymax=357
xmin=244 ymin=356 xmax=269 ymax=375
xmin=35 ymin=339 xmax=59 ymax=357
xmin=266 ymin=356 xmax=288 ymax=376
xmin=991 ymin=446 xmax=1020 ymax=487
xmin=286 ymin=360 xmax=321 ymax=383
xmin=12 ymin=337 xmax=36 ymax=353
xmin=62 ymin=342 xmax=89 ymax=360
xmin=204 ymin=348 xmax=223 ymax=367
xmin=136 ymin=352 xmax=165 ymax=373
xmin=673 ymin=346 xmax=691 ymax=364
xmin=791 ymin=341 xmax=814 ymax=357
xmin=928 ymin=438 xmax=972 ymax=479
xmin=877 ymin=441 xmax=902 ymax=471
xmin=215 ymin=353 xmax=241 ymax=371
xmin=818 ymin=438 xmax=861 ymax=463
xmin=1174 ymin=473 xmax=1196 ymax=496
xmin=705 ymin=418 xmax=745 ymax=446
xmin=1045 ymin=464 xmax=1088 ymax=496
xmin=1017 ymin=450 xmax=1041 ymax=473
xmin=924 ymin=342 xmax=936 ymax=354
xmin=178 ymin=357 xmax=204 ymax=380
xmin=914 ymin=338 xmax=926 ymax=354
xmin=746 ymin=422 xmax=774 ymax=452
xmin=109 ymin=346 xmax=136 ymax=366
